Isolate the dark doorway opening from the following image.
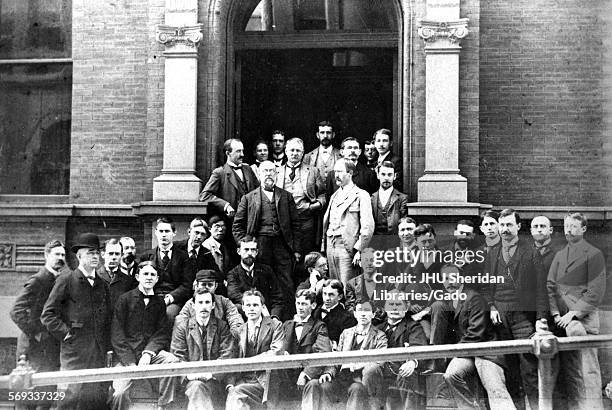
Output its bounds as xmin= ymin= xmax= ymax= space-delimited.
xmin=237 ymin=48 xmax=394 ymax=162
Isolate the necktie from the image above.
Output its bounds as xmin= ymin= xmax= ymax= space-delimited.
xmin=289 ymin=166 xmax=296 ymax=181
xmin=294 ymin=322 xmax=304 ymax=328
xmin=161 ymin=250 xmax=170 ymax=267
xmin=249 ymin=326 xmax=259 ymax=347
xmin=85 ymin=274 xmax=95 ymax=281
xmin=108 ymin=270 xmax=115 ymax=281
xmin=189 ymin=249 xmax=197 ymax=260
xmin=200 ymin=324 xmax=208 ymax=360
xmin=321 ymin=309 xmax=329 ymax=319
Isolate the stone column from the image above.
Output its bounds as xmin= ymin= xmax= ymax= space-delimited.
xmin=153 ymin=0 xmax=203 ymax=201
xmin=417 ymin=1 xmax=468 ymax=202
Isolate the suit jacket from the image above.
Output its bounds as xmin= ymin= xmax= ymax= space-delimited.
xmin=313 ymin=304 xmax=357 ymax=343
xmin=232 ymin=186 xmax=301 ymax=254
xmin=176 ymin=294 xmax=245 ymax=339
xmin=322 ymin=184 xmax=375 ymax=252
xmin=10 ymin=267 xmax=61 ymax=370
xmin=139 ymin=246 xmax=195 ymax=306
xmin=345 ymin=274 xmax=392 ymax=313
xmin=370 ymin=188 xmax=409 ymax=235
xmin=227 ymin=263 xmax=285 ymax=318
xmin=485 ymin=239 xmax=548 ymax=322
xmin=547 ymin=239 xmax=606 ymax=319
xmin=336 ymin=325 xmax=388 ymax=372
xmin=303 ymin=146 xmax=341 ymax=178
xmin=97 ymin=266 xmax=137 ymax=309
xmin=326 ymin=161 xmax=378 ymax=198
xmin=171 ymin=315 xmax=236 ymax=380
xmin=111 ymin=288 xmax=170 ymax=365
xmin=175 ymin=239 xmax=227 ymax=296
xmin=276 ymin=162 xmax=327 ymax=212
xmin=199 ymin=163 xmax=260 ymax=215
xmin=41 ymin=269 xmax=112 ymax=369
xmin=281 ymin=317 xmax=335 ymax=379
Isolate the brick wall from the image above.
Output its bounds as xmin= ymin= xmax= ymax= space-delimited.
xmin=479 ymin=0 xmax=612 ymax=206
xmin=70 ymin=0 xmax=155 ymax=203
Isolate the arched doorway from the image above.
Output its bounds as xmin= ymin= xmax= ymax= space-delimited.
xmin=222 ymin=0 xmax=409 ymax=190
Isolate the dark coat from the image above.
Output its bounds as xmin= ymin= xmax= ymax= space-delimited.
xmin=139 ymin=246 xmax=195 ymax=306
xmin=370 ymin=188 xmax=409 ymax=235
xmin=377 ymin=153 xmax=403 ymax=188
xmin=41 ymin=269 xmax=112 ymax=369
xmin=10 ymin=267 xmax=61 ymax=371
xmin=313 ymin=304 xmax=357 ymax=344
xmin=226 ymin=263 xmax=285 ymax=318
xmin=232 ymin=186 xmax=302 ymax=254
xmin=199 ymin=163 xmax=260 ymax=215
xmin=97 ymin=266 xmax=137 ymax=310
xmin=485 ymin=239 xmax=548 ymax=322
xmin=281 ymin=317 xmax=335 ymax=379
xmin=175 ymin=239 xmax=227 ymax=296
xmin=111 ymin=288 xmax=170 ymax=366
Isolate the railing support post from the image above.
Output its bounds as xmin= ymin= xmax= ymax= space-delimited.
xmin=533 ymin=319 xmax=558 ymax=410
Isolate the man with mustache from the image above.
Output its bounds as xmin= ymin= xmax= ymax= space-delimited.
xmin=484 ymin=208 xmax=547 ymax=410
xmin=371 ymin=161 xmax=409 ymax=235
xmin=304 ymin=120 xmax=341 ymax=180
xmin=373 ymin=128 xmax=402 ymax=188
xmin=547 ymin=212 xmax=606 ymax=410
xmin=326 ymin=138 xmax=378 ymax=198
xmin=119 ymin=236 xmax=138 ymax=278
xmin=98 ymin=238 xmax=137 ymax=309
xmin=233 ymin=160 xmax=301 ymax=316
xmin=10 ymin=240 xmax=66 ymax=409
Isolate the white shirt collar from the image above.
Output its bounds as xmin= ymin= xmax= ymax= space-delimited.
xmin=294 ymin=314 xmax=311 ymax=323
xmin=241 ymin=262 xmax=255 ymax=273
xmin=138 ymin=285 xmax=155 ymax=296
xmin=377 ymin=151 xmax=391 ymax=163
xmin=45 ymin=264 xmax=61 ymax=277
xmin=248 ymin=316 xmax=263 ymax=329
xmin=319 ymin=146 xmax=332 ymax=154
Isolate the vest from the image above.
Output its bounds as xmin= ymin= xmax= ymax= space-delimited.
xmin=493 ymin=251 xmax=519 ymax=304
xmin=258 ymin=193 xmax=280 ymax=236
xmin=374 ymin=196 xmax=391 ymax=234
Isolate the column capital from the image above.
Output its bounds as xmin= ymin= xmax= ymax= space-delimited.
xmin=156 ymin=24 xmax=203 ymax=51
xmin=417 ymin=19 xmax=469 ymax=46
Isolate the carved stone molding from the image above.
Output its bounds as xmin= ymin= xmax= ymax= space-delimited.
xmin=156 ymin=24 xmax=203 ymax=50
xmin=0 ymin=243 xmax=16 ymax=270
xmin=417 ymin=19 xmax=469 ymax=45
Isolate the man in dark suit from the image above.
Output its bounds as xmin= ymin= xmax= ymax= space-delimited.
xmin=119 ymin=236 xmax=139 ymax=278
xmin=547 ymin=212 xmax=606 ymax=410
xmin=371 ymin=161 xmax=409 ymax=235
xmin=378 ymin=290 xmax=429 ymax=410
xmin=485 ymin=209 xmax=547 ymax=409
xmin=171 ymin=287 xmax=236 ymax=409
xmin=530 ymin=215 xmax=562 ymax=274
xmin=233 ymin=160 xmax=301 ymax=308
xmin=98 ymin=238 xmax=137 ymax=309
xmin=373 ymin=128 xmax=402 ymax=188
xmin=326 ymin=138 xmax=378 ymax=197
xmin=203 ymin=216 xmax=235 ymax=276
xmin=226 ymin=290 xmax=284 ymax=409
xmin=441 ymin=273 xmax=515 ymax=410
xmin=41 ymin=232 xmax=112 ymax=410
xmin=303 ymin=120 xmax=341 ymax=181
xmin=199 ymin=138 xmax=259 ymax=220
xmin=175 ymin=217 xmax=226 ymax=296
xmin=363 ymin=139 xmax=378 ymax=171
xmin=270 ymin=130 xmax=287 ymax=167
xmin=278 ymin=289 xmax=335 ymax=410
xmin=139 ymin=217 xmax=195 ymax=322
xmin=312 ymin=279 xmax=356 ymax=348
xmin=276 ymin=138 xmax=327 ymax=254
xmin=226 ymin=236 xmax=285 ymax=319
xmin=10 ymin=240 xmax=65 ymax=409
xmin=110 ymin=261 xmax=178 ymax=410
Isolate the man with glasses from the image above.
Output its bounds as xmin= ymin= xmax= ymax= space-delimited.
xmin=203 ymin=215 xmax=234 ymax=276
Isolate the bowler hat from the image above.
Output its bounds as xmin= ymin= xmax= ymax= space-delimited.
xmin=195 ymin=269 xmax=218 ymax=282
xmin=71 ymin=233 xmax=101 ymax=253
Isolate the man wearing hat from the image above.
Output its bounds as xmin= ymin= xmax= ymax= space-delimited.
xmin=176 ymin=269 xmax=244 ymax=339
xmin=42 ymin=232 xmax=112 ymax=409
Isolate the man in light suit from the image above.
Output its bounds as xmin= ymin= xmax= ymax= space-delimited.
xmin=548 ymin=212 xmax=606 ymax=410
xmin=323 ymin=158 xmax=374 ymax=287
xmin=371 ymin=161 xmax=409 ymax=235
xmin=226 ymin=290 xmax=285 ymax=409
xmin=277 ymin=137 xmax=327 ymax=254
xmin=233 ymin=161 xmax=301 ymax=310
xmin=303 ymin=120 xmax=341 ymax=181
xmin=326 ymin=138 xmax=378 ymax=197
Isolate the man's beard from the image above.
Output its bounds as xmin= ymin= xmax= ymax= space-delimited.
xmin=320 ymin=138 xmax=332 ymax=147
xmin=123 ymin=253 xmax=135 ymax=264
xmin=53 ymin=260 xmax=66 ymax=270
xmin=381 ymin=181 xmax=392 ymax=190
xmin=243 ymin=256 xmax=255 ymax=266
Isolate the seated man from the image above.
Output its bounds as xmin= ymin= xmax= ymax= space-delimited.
xmin=110 ymin=261 xmax=178 ymax=410
xmin=278 ymin=289 xmax=335 ymax=410
xmin=440 ymin=269 xmax=515 ymax=410
xmin=312 ymin=279 xmax=356 ymax=349
xmin=377 ymin=289 xmax=429 ymax=410
xmin=226 ymin=236 xmax=285 ymax=319
xmin=176 ymin=269 xmax=244 ymax=339
xmin=171 ymin=287 xmax=236 ymax=410
xmin=226 ymin=290 xmax=284 ymax=409
xmin=296 ymin=252 xmax=330 ymax=297
xmin=331 ymin=301 xmax=388 ymax=410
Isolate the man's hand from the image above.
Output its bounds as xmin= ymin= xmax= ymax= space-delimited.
xmin=164 ymin=294 xmax=174 ymax=306
xmin=224 ymin=204 xmax=236 ymax=217
xmin=352 ymin=251 xmax=361 ymax=266
xmin=138 ymin=353 xmax=152 ymax=366
xmin=398 ymin=361 xmax=417 ymax=378
xmin=490 ymin=309 xmax=501 ymax=325
xmin=557 ymin=311 xmax=578 ymax=328
xmin=294 ymin=252 xmax=301 ymax=262
xmin=296 ymin=372 xmax=309 ymax=387
xmin=410 ymin=304 xmax=423 ymax=313
xmin=319 ymin=373 xmax=332 ymax=384
xmin=188 ymin=372 xmax=213 ymax=381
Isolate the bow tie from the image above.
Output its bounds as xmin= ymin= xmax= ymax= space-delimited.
xmin=84 ymin=274 xmax=95 ymax=280
xmin=263 ymin=186 xmax=274 ymax=192
xmin=141 ymin=294 xmax=151 ymax=300
xmin=295 ymin=322 xmax=305 ymax=328
xmin=230 ymin=165 xmax=242 ymax=170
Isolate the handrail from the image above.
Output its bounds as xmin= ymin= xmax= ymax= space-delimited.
xmin=1 ymin=334 xmax=611 ymax=389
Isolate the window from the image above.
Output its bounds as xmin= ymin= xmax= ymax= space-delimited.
xmin=0 ymin=0 xmax=72 ymax=195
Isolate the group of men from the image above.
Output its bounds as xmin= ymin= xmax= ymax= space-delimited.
xmin=7 ymin=119 xmax=608 ymax=410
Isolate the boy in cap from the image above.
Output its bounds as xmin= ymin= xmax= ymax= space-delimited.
xmin=42 ymin=232 xmax=112 ymax=409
